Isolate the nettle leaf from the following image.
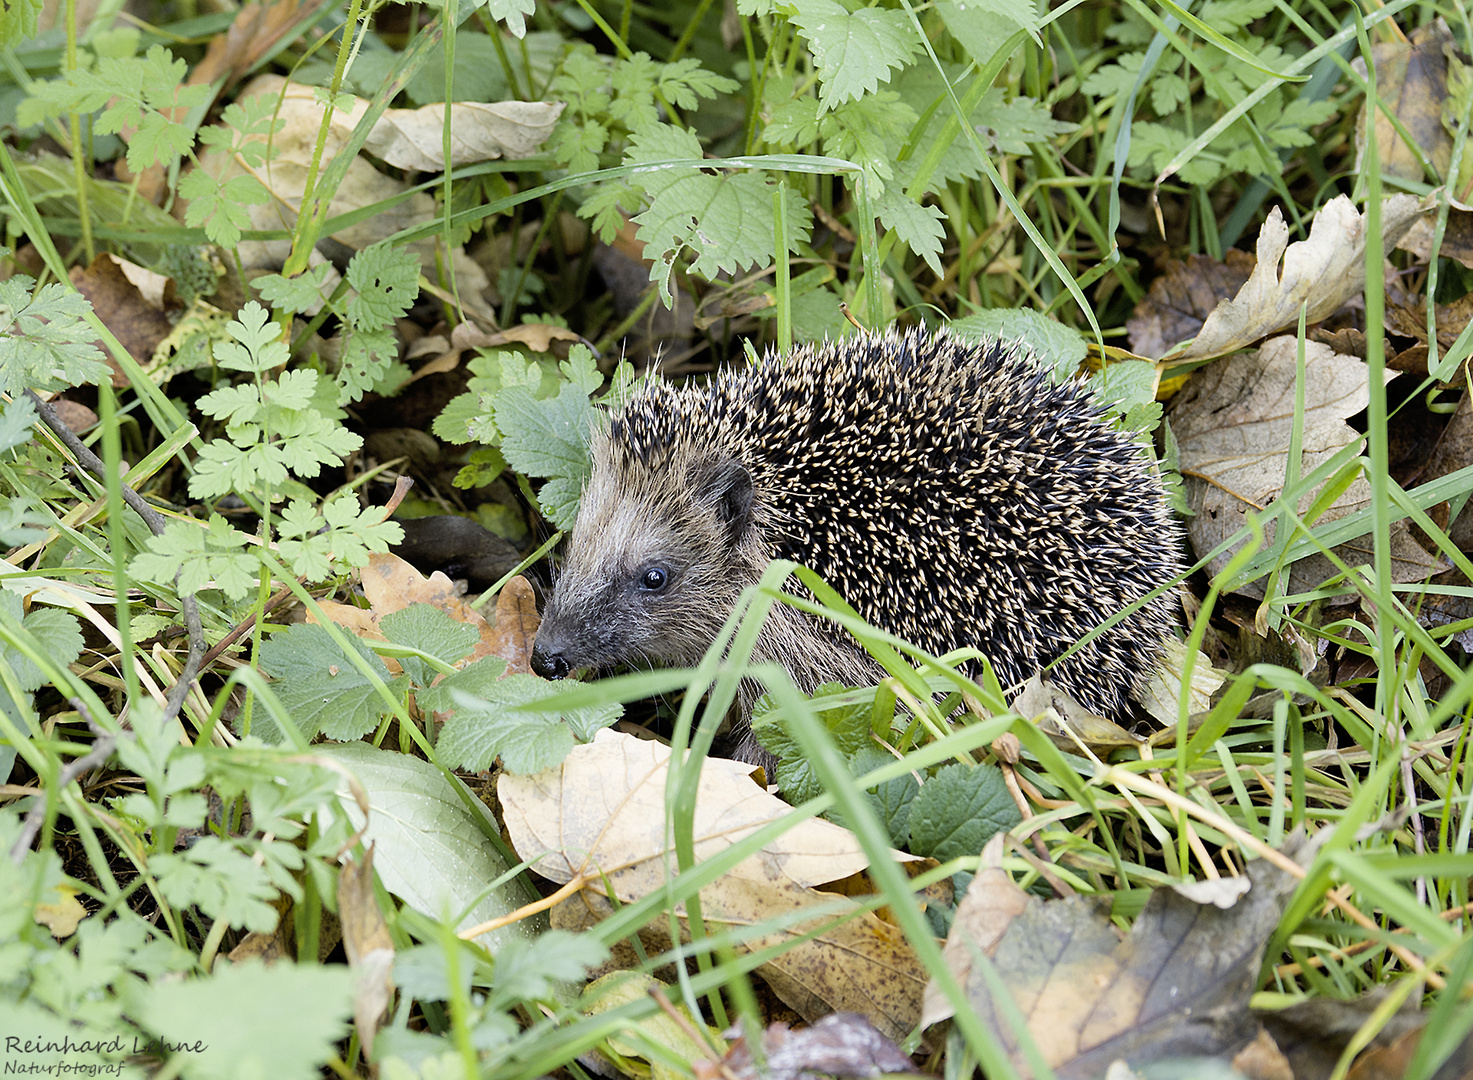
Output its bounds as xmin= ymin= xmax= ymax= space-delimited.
xmin=493 ymin=346 xmax=604 ymax=529
xmin=0 ymin=592 xmax=85 ymax=695
xmin=0 ymin=278 xmax=109 ymax=395
xmin=414 ymin=655 xmax=510 ymax=715
xmin=790 ymin=0 xmax=921 ymax=110
xmin=436 ymin=673 xmax=620 ymax=774
xmin=346 ymin=242 xmax=421 ymax=332
xmin=906 ymin=762 xmax=1021 ymax=860
xmin=752 ymin=684 xmax=875 ymax=806
xmin=877 ymin=190 xmax=945 ymax=276
xmin=627 ymin=125 xmax=812 ymax=306
xmin=258 ymin=622 xmax=405 ymax=742
xmin=128 ymin=514 xmax=259 ymax=600
xmin=380 ymin=604 xmax=482 ymax=677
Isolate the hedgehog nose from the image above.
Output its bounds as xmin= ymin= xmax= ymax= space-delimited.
xmin=531 ymin=643 xmax=570 ymax=680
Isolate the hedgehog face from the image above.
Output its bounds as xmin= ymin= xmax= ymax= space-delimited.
xmin=531 ymin=449 xmax=762 ymax=680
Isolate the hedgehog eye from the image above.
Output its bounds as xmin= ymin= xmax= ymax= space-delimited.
xmin=638 ymin=567 xmax=669 ymax=592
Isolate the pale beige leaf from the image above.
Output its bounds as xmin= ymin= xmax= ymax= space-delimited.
xmin=1179 ymin=195 xmax=1427 ymax=362
xmin=499 ymin=728 xmax=927 ymax=1039
xmin=1169 ymin=337 xmax=1443 ymax=598
xmin=364 ymin=100 xmax=564 ymax=170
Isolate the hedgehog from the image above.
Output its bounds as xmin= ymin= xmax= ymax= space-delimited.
xmin=530 ymin=328 xmax=1185 ymax=761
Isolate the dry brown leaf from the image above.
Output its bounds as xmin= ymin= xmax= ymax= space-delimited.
xmin=931 ymin=856 xmax=1295 ymax=1077
xmin=339 ymin=844 xmax=394 ymax=1059
xmin=69 ymin=254 xmax=173 ymax=369
xmin=1178 ymin=195 xmax=1427 ymax=362
xmin=356 ymin=552 xmax=539 ymax=668
xmin=499 ymin=728 xmax=928 ymax=1039
xmin=450 ymin=321 xmax=583 ymax=353
xmin=920 ymin=838 xmax=1029 ymax=1027
xmin=1352 ymin=19 xmax=1457 ymax=184
xmin=1126 ymin=249 xmax=1255 ymax=360
xmin=1169 ymin=336 xmax=1444 ymax=598
xmin=188 ymin=76 xmax=499 ymax=320
xmin=363 ymin=100 xmax=564 ymax=170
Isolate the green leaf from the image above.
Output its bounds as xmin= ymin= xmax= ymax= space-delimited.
xmin=179 ymin=169 xmax=268 ymax=248
xmin=380 ymin=604 xmax=482 ymax=673
xmin=336 ymin=327 xmax=401 ymax=405
xmin=346 ymin=242 xmax=421 ymax=332
xmin=752 ymin=684 xmax=875 ymax=806
xmin=484 ymin=0 xmax=536 ymax=37
xmin=906 ymin=762 xmax=1021 ymax=860
xmin=0 ymin=0 xmax=42 ymax=47
xmin=790 ymin=0 xmax=921 ymax=110
xmin=316 ymin=741 xmax=540 ymax=948
xmin=253 ymin=265 xmax=336 ymax=316
xmin=275 ymin=496 xmax=403 ymax=581
xmin=877 ymin=189 xmax=945 ymax=275
xmin=257 ymin=623 xmax=403 ymax=742
xmin=128 ymin=958 xmax=351 ymax=1080
xmin=493 ymin=370 xmax=600 ymax=530
xmin=213 ymin=301 xmax=289 ymax=374
xmin=0 ymin=394 xmax=39 ymax=452
xmin=852 ymin=746 xmax=919 ymax=849
xmin=436 ymin=674 xmax=620 ymax=773
xmin=150 ymin=836 xmax=281 ymax=933
xmin=0 ymin=278 xmax=109 ymax=396
xmin=0 ymin=592 xmax=84 ymax=696
xmin=128 ymin=514 xmax=259 ymax=601
xmin=626 ymin=126 xmax=813 ymax=306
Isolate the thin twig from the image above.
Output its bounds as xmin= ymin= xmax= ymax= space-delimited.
xmin=9 ymin=700 xmax=115 ymax=862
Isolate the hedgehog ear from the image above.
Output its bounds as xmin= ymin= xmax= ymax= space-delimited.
xmin=703 ymin=460 xmax=754 ymax=547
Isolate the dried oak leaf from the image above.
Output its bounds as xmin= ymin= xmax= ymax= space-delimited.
xmin=499 ymin=728 xmax=929 ymax=1040
xmin=1176 ymin=195 xmax=1427 ymax=363
xmin=1168 ymin=336 xmax=1445 ymax=598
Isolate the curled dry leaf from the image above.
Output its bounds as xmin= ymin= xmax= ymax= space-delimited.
xmin=364 ymin=100 xmax=565 ymax=171
xmin=1169 ymin=336 xmax=1444 ymax=598
xmin=1176 ymin=195 xmax=1427 ymax=362
xmin=191 ymin=76 xmax=503 ymax=318
xmin=338 ymin=844 xmax=394 ymax=1059
xmin=924 ymin=856 xmax=1297 ymax=1077
xmin=498 ymin=728 xmax=929 ymax=1040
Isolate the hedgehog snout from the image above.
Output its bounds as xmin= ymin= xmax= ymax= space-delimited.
xmin=530 ymin=639 xmax=571 ymax=680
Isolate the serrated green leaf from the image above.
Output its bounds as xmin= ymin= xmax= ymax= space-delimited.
xmin=877 ymin=189 xmax=945 ymax=275
xmin=380 ymin=604 xmax=482 ymax=671
xmin=254 ymin=265 xmax=336 ymax=316
xmin=257 ymin=623 xmax=402 ymax=742
xmin=415 ymin=655 xmax=511 ymax=715
xmin=907 ymin=762 xmax=1021 ymax=860
xmin=346 ymin=242 xmax=421 ymax=332
xmin=437 ymin=674 xmax=619 ymax=773
xmin=791 ymin=0 xmax=921 ymax=110
xmin=128 ymin=514 xmax=259 ymax=600
xmin=0 ymin=278 xmax=109 ymax=396
xmin=150 ymin=837 xmax=281 ymax=933
xmin=0 ymin=394 xmax=39 ymax=452
xmin=753 ymin=685 xmax=875 ymax=806
xmin=128 ymin=958 xmax=351 ymax=1080
xmin=494 ymin=382 xmax=596 ymax=530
